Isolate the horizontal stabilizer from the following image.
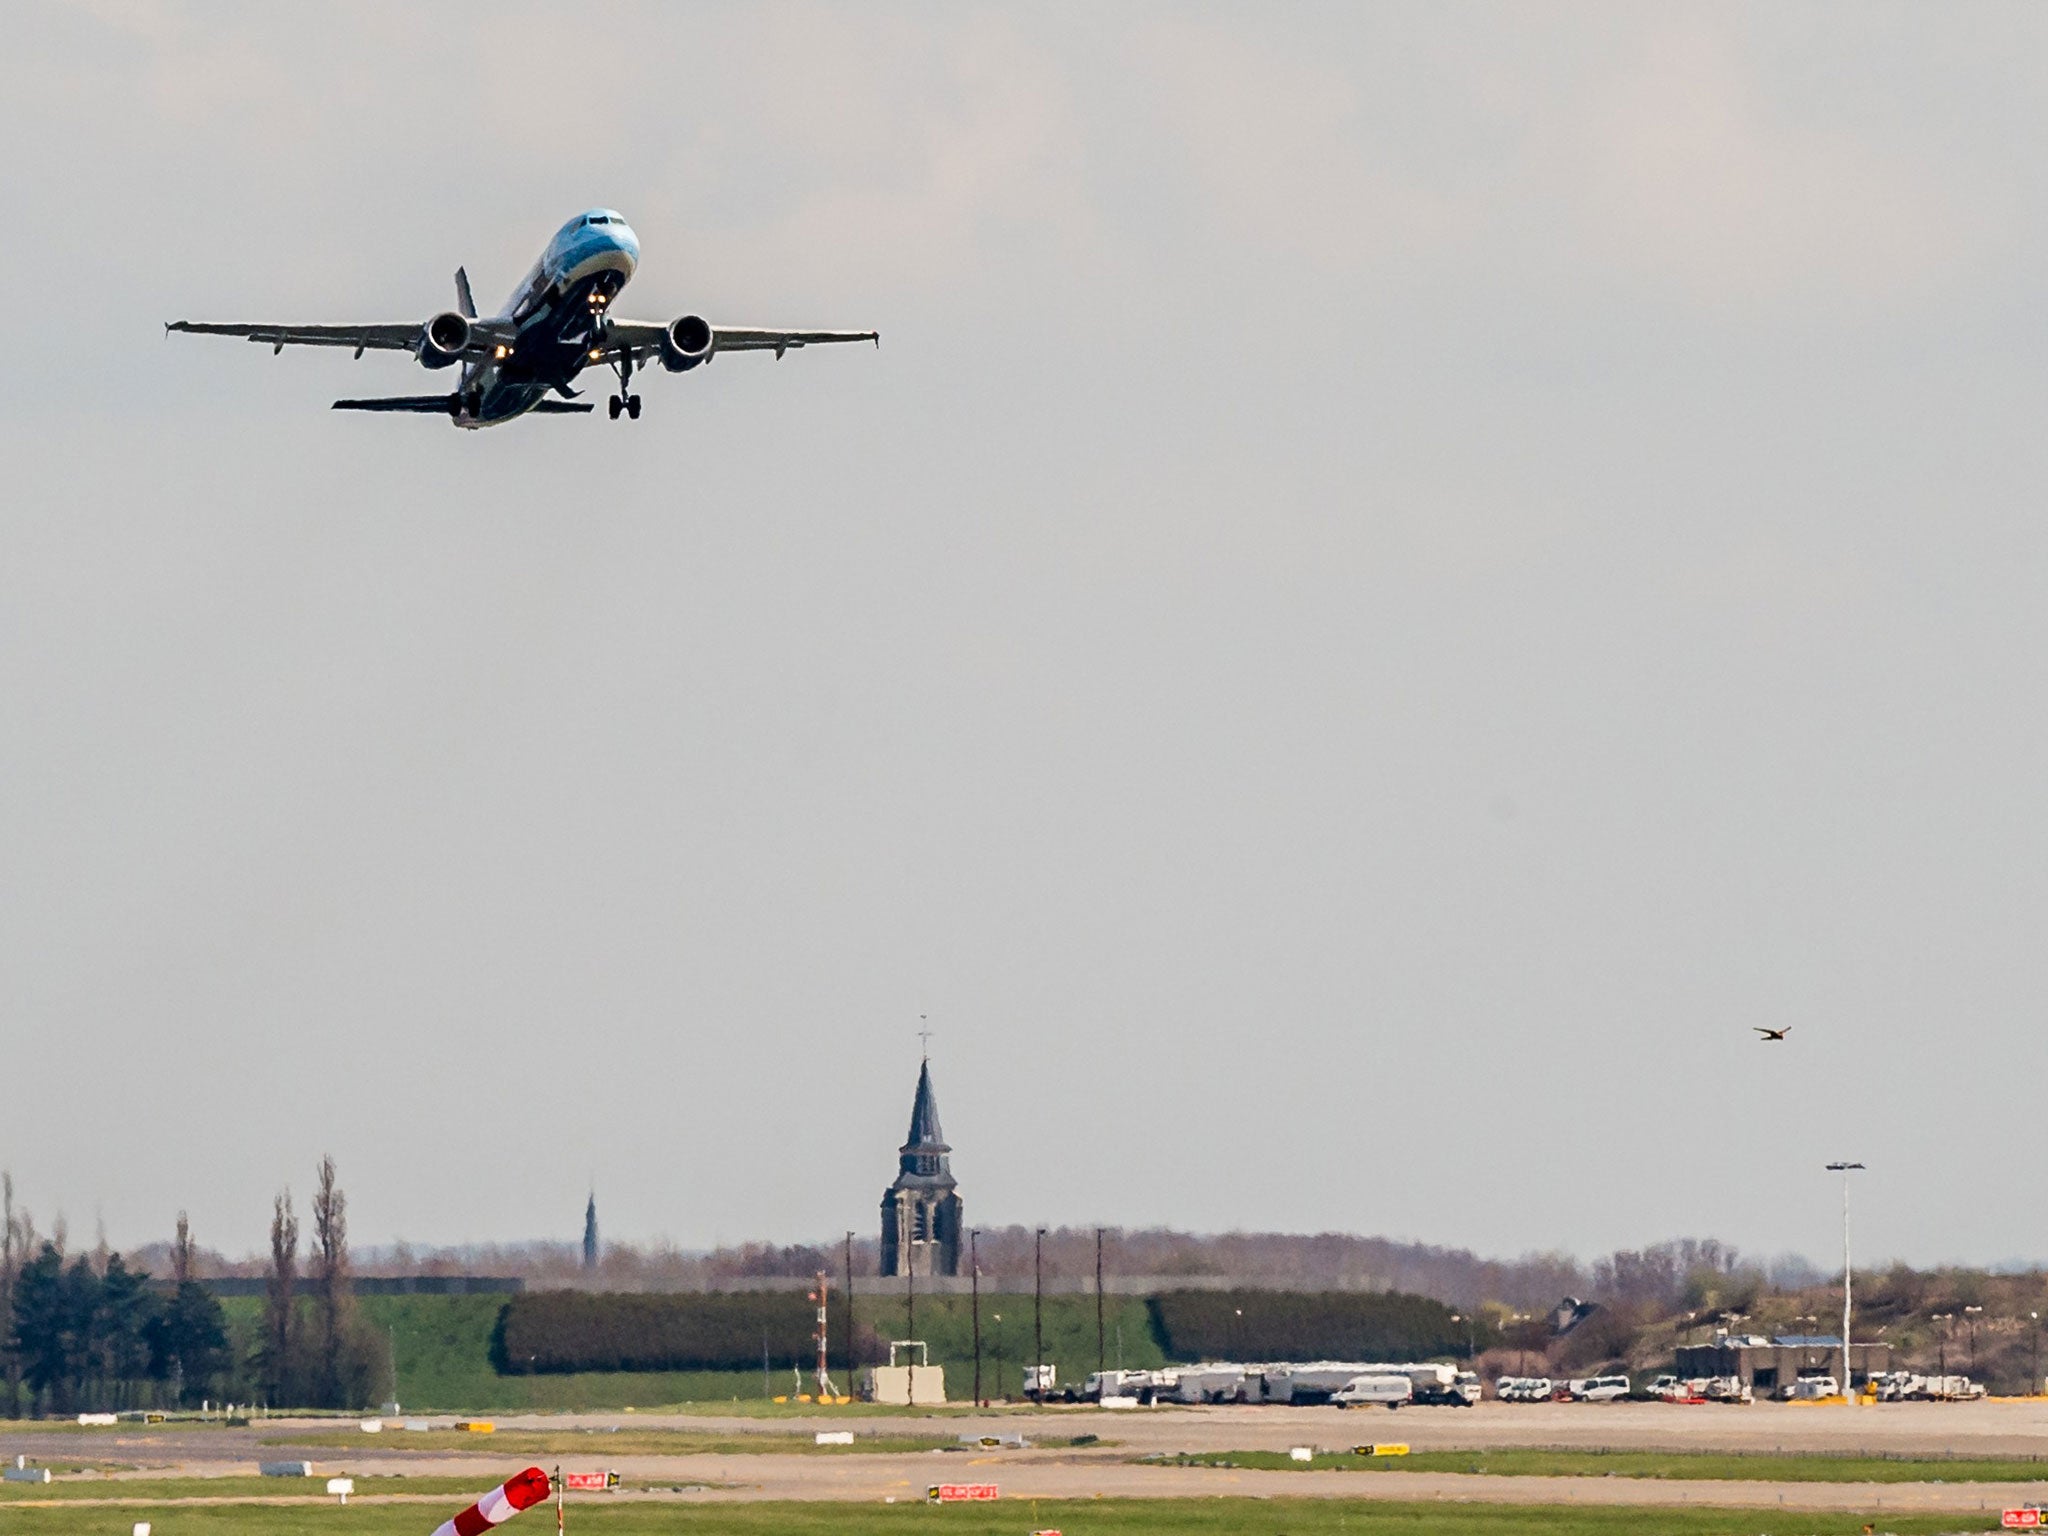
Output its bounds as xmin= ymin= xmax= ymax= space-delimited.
xmin=332 ymin=395 xmax=457 ymax=413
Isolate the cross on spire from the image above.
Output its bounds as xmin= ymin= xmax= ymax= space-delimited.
xmin=917 ymin=1014 xmax=932 ymax=1059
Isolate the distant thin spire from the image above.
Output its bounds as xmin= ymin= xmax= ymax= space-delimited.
xmin=582 ymin=1191 xmax=599 ymax=1272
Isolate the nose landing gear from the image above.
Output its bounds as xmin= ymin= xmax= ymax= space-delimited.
xmin=609 ymin=350 xmax=641 ymax=421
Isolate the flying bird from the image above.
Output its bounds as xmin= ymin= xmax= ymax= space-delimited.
xmin=1754 ymin=1026 xmax=1791 ymax=1041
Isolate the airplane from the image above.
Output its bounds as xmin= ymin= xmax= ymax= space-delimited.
xmin=166 ymin=209 xmax=877 ymax=427
xmin=1754 ymin=1026 xmax=1790 ymax=1041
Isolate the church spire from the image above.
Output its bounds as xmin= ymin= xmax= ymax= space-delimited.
xmin=582 ymin=1191 xmax=599 ymax=1272
xmin=902 ymin=1057 xmax=948 ymax=1165
xmin=880 ymin=1052 xmax=963 ymax=1277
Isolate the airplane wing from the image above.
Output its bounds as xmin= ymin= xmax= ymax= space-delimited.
xmin=165 ymin=318 xmax=514 ymax=359
xmin=602 ymin=321 xmax=879 ymax=365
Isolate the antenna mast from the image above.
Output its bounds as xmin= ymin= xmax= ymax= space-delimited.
xmin=811 ymin=1271 xmax=837 ymax=1400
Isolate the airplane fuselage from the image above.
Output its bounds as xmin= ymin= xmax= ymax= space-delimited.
xmin=454 ymin=209 xmax=641 ymax=427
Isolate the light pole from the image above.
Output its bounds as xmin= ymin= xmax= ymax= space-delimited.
xmin=970 ymin=1229 xmax=983 ymax=1408
xmin=992 ymin=1313 xmax=1005 ymax=1402
xmin=2031 ymin=1312 xmax=2040 ymax=1397
xmin=1964 ymin=1305 xmax=1983 ymax=1379
xmin=1095 ymin=1228 xmax=1106 ymax=1381
xmin=1033 ymin=1228 xmax=1046 ymax=1398
xmin=1932 ymin=1313 xmax=1952 ymax=1378
xmin=1826 ymin=1161 xmax=1865 ymax=1400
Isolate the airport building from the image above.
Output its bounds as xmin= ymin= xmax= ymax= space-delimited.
xmin=1673 ymin=1333 xmax=1891 ymax=1394
xmin=879 ymin=1057 xmax=963 ymax=1277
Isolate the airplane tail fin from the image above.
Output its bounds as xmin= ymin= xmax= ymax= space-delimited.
xmin=454 ymin=267 xmax=477 ymax=319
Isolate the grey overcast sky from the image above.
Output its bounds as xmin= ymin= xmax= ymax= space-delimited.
xmin=3 ymin=2 xmax=2045 ymax=1269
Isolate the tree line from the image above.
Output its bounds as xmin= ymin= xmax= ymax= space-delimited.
xmin=1 ymin=1159 xmax=390 ymax=1417
xmin=1147 ymin=1287 xmax=1486 ymax=1362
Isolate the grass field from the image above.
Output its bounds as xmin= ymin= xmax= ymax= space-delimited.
xmin=217 ymin=1293 xmax=1172 ymax=1411
xmin=0 ymin=1495 xmax=2002 ymax=1536
xmin=1151 ymin=1448 xmax=2048 ymax=1483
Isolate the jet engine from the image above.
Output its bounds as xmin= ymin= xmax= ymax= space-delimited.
xmin=660 ymin=315 xmax=714 ymax=373
xmin=416 ymin=311 xmax=472 ymax=370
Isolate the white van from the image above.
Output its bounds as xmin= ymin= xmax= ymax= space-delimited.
xmin=1568 ymin=1375 xmax=1630 ymax=1402
xmin=1333 ymin=1374 xmax=1414 ymax=1409
xmin=1786 ymin=1376 xmax=1838 ymax=1401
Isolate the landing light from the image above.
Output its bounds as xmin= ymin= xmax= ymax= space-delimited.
xmin=589 ymin=349 xmax=602 ymax=361
xmin=494 ymin=345 xmax=508 ymax=359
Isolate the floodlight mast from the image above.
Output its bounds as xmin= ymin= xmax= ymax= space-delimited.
xmin=1826 ymin=1161 xmax=1866 ymax=1402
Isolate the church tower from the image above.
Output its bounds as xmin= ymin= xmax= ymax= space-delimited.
xmin=879 ymin=1057 xmax=963 ymax=1277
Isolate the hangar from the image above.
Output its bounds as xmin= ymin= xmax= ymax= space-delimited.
xmin=1673 ymin=1333 xmax=1891 ymax=1395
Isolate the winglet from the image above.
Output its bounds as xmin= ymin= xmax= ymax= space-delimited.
xmin=455 ymin=267 xmax=477 ymax=320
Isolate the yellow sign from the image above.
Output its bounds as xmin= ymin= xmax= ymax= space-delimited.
xmin=1352 ymin=1444 xmax=1409 ymax=1457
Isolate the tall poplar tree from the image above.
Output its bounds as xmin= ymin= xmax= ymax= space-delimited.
xmin=263 ymin=1190 xmax=299 ymax=1405
xmin=311 ymin=1156 xmax=354 ymax=1408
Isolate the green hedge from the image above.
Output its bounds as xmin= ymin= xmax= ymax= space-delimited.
xmin=496 ymin=1291 xmax=836 ymax=1373
xmin=1148 ymin=1289 xmax=1477 ymax=1362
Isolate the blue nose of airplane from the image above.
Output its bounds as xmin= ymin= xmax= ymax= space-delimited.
xmin=550 ymin=210 xmax=640 ymax=288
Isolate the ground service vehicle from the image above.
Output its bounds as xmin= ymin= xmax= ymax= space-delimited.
xmin=1334 ymin=1374 xmax=1414 ymax=1409
xmin=1567 ymin=1375 xmax=1631 ymax=1402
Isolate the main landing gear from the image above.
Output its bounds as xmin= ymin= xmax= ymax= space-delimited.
xmin=608 ymin=352 xmax=641 ymax=420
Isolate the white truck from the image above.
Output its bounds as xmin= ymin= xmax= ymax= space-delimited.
xmin=1262 ymin=1364 xmax=1384 ymax=1404
xmin=1333 ymin=1374 xmax=1414 ymax=1410
xmin=1170 ymin=1365 xmax=1250 ymax=1404
xmin=1083 ymin=1369 xmax=1150 ymax=1403
xmin=1397 ymin=1364 xmax=1482 ymax=1405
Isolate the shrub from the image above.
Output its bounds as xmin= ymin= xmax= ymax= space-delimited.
xmin=495 ymin=1291 xmax=827 ymax=1374
xmin=1147 ymin=1288 xmax=1479 ymax=1362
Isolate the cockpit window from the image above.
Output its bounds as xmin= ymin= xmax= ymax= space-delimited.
xmin=590 ymin=215 xmax=610 ymax=224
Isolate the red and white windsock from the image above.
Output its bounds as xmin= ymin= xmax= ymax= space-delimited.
xmin=430 ymin=1467 xmax=553 ymax=1536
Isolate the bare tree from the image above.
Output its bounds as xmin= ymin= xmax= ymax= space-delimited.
xmin=311 ymin=1156 xmax=353 ymax=1407
xmin=264 ymin=1190 xmax=299 ymax=1405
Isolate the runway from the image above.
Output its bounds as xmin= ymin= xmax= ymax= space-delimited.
xmin=7 ymin=1400 xmax=2048 ymax=1514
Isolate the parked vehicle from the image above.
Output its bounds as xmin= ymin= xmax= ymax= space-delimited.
xmin=1785 ymin=1375 xmax=1839 ymax=1401
xmin=1701 ymin=1376 xmax=1753 ymax=1404
xmin=1397 ymin=1362 xmax=1481 ymax=1405
xmin=1566 ymin=1375 xmax=1631 ymax=1402
xmin=1494 ymin=1375 xmax=1555 ymax=1402
xmin=1334 ymin=1374 xmax=1414 ymax=1410
xmin=1646 ymin=1374 xmax=1706 ymax=1403
xmin=1083 ymin=1370 xmax=1150 ymax=1402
